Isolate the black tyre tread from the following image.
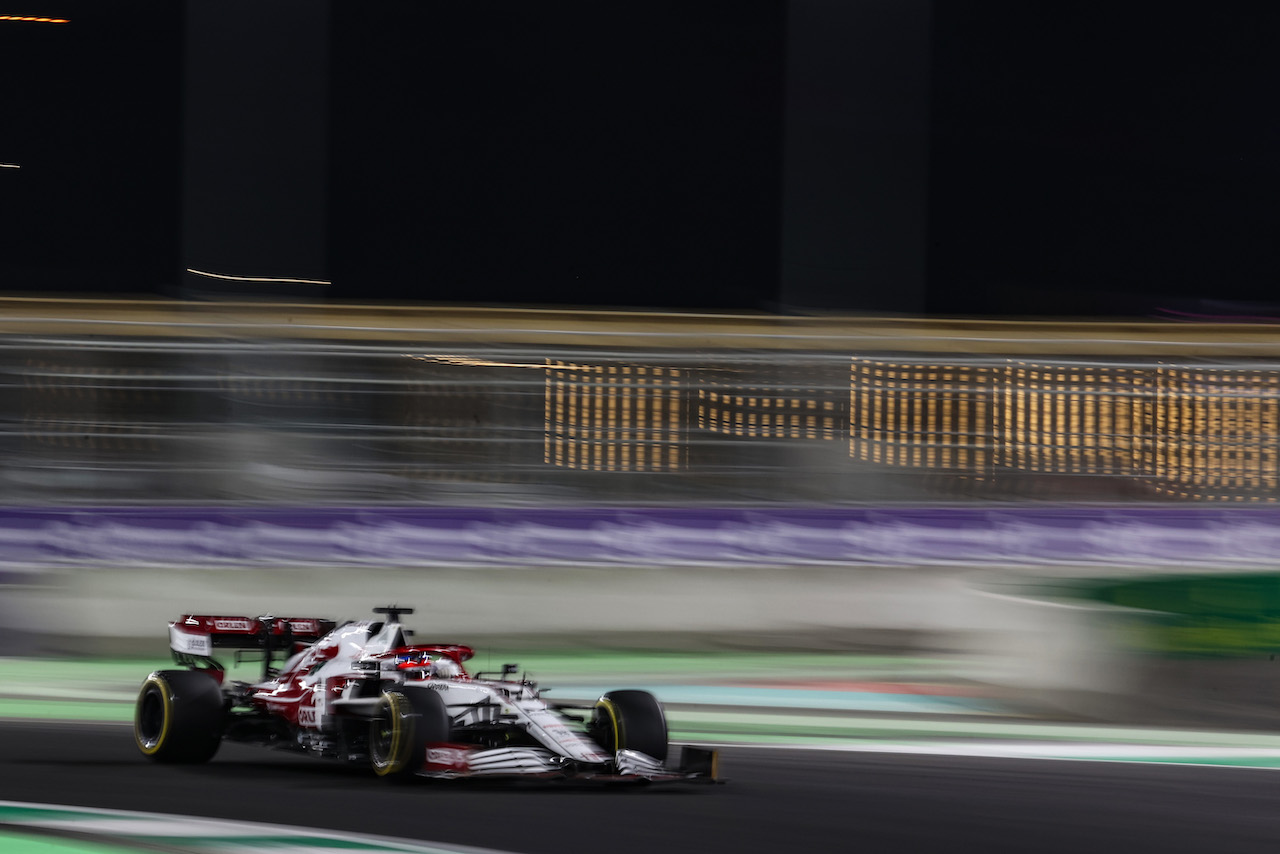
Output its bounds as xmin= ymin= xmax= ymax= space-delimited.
xmin=369 ymin=688 xmax=450 ymax=779
xmin=593 ymin=689 xmax=668 ymax=763
xmin=403 ymin=688 xmax=451 ymax=743
xmin=133 ymin=669 xmax=224 ymax=764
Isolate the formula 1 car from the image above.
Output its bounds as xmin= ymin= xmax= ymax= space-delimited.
xmin=133 ymin=606 xmax=719 ymax=784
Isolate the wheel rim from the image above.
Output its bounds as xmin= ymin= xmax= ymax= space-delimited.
xmin=593 ymin=700 xmax=620 ymax=753
xmin=136 ymin=687 xmax=165 ymax=750
xmin=371 ymin=716 xmax=395 ymax=765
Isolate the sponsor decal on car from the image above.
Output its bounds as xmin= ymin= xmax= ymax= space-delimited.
xmin=288 ymin=619 xmax=320 ymax=634
xmin=298 ymin=705 xmax=319 ymax=728
xmin=424 ymin=744 xmax=474 ymax=774
xmin=214 ymin=618 xmax=255 ymax=632
xmin=169 ymin=625 xmax=211 ymax=655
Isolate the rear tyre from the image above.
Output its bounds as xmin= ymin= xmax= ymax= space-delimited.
xmin=134 ymin=670 xmax=225 ymax=763
xmin=591 ymin=689 xmax=668 ymax=763
xmin=369 ymin=688 xmax=451 ymax=779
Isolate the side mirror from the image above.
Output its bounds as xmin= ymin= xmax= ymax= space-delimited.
xmin=501 ymin=663 xmax=519 ymax=679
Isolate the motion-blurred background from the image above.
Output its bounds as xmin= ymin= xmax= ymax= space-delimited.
xmin=4 ymin=1 xmax=1280 ymax=726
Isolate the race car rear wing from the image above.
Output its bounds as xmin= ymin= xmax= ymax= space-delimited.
xmin=169 ymin=614 xmax=337 ymax=677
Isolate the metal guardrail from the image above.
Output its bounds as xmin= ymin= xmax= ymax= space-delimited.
xmin=6 ymin=296 xmax=1280 ymax=353
xmin=2 ymin=298 xmax=1280 ymax=505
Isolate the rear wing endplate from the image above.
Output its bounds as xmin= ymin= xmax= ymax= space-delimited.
xmin=169 ymin=614 xmax=336 ymax=674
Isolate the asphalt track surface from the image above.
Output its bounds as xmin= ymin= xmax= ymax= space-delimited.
xmin=6 ymin=722 xmax=1280 ymax=854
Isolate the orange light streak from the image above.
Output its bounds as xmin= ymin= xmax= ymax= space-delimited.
xmin=0 ymin=15 xmax=70 ymax=23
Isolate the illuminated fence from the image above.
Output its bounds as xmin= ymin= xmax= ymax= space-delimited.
xmin=999 ymin=362 xmax=1144 ymax=476
xmin=849 ymin=358 xmax=1280 ymax=500
xmin=544 ymin=360 xmax=685 ymax=472
xmin=849 ymin=358 xmax=996 ymax=473
xmin=5 ymin=314 xmax=1280 ymax=503
xmin=696 ymin=365 xmax=842 ymax=440
xmin=1142 ymin=366 xmax=1280 ymax=501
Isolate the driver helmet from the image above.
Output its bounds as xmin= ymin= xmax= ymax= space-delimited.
xmin=394 ymin=652 xmax=429 ymax=673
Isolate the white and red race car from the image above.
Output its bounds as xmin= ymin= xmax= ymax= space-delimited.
xmin=133 ymin=606 xmax=719 ymax=784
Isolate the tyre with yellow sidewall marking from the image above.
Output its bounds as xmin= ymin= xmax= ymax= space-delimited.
xmin=591 ymin=689 xmax=668 ymax=763
xmin=133 ymin=670 xmax=225 ymax=764
xmin=369 ymin=688 xmax=451 ymax=780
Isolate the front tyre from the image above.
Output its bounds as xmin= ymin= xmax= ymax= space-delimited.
xmin=134 ymin=670 xmax=224 ymax=763
xmin=369 ymin=689 xmax=450 ymax=779
xmin=591 ymin=689 xmax=668 ymax=763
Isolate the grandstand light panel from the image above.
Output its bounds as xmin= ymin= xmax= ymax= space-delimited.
xmin=695 ymin=376 xmax=839 ymax=441
xmin=848 ymin=357 xmax=1280 ymax=501
xmin=999 ymin=362 xmax=1142 ymax=476
xmin=544 ymin=360 xmax=686 ymax=472
xmin=1142 ymin=367 xmax=1280 ymax=500
xmin=849 ymin=359 xmax=993 ymax=472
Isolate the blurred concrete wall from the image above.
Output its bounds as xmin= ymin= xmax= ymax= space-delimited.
xmin=5 ymin=562 xmax=986 ymax=656
xmin=0 ymin=558 xmax=1211 ymax=725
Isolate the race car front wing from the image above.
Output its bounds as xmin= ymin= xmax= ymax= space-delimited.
xmin=419 ymin=743 xmax=720 ymax=783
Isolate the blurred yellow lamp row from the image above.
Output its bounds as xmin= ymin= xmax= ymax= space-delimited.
xmin=850 ymin=358 xmax=1280 ymax=500
xmin=545 ymin=357 xmax=1280 ymax=499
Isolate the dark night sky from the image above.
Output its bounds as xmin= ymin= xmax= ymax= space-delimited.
xmin=0 ymin=4 xmax=182 ymax=294
xmin=329 ymin=1 xmax=786 ymax=309
xmin=1 ymin=2 xmax=1277 ymax=315
xmin=928 ymin=2 xmax=1280 ymax=317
